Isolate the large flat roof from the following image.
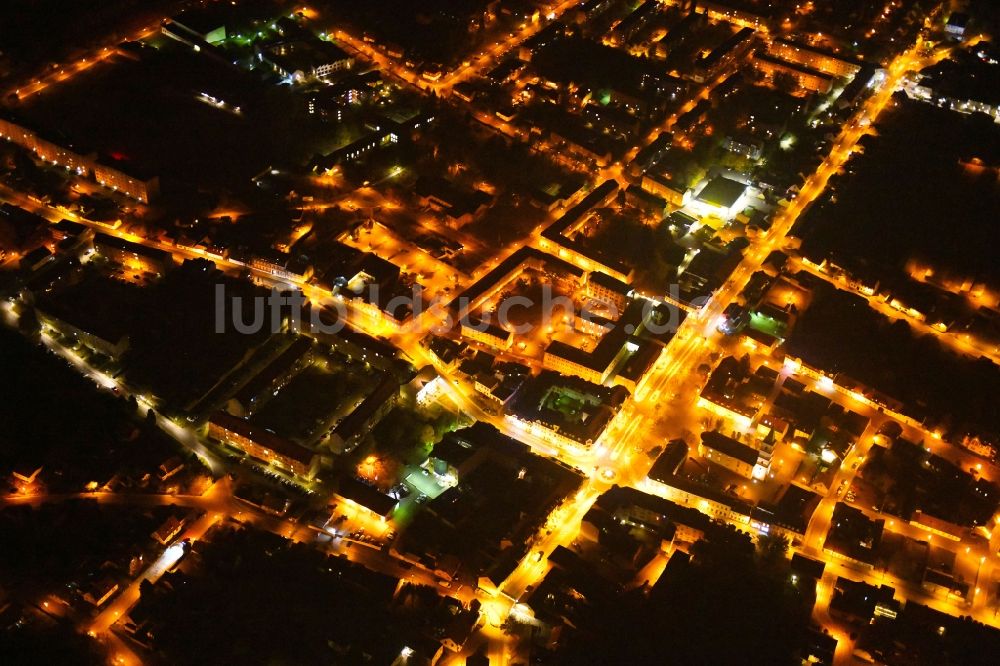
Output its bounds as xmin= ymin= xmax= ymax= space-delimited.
xmin=696 ymin=176 xmax=747 ymax=209
xmin=338 ymin=475 xmax=397 ymax=516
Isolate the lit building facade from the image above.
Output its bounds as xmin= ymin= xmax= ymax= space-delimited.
xmin=93 ymin=161 xmax=160 ymax=204
xmin=769 ymin=39 xmax=863 ymax=79
xmin=0 ymin=115 xmax=158 ymax=202
xmin=208 ymin=411 xmax=319 ymax=479
xmin=753 ymin=52 xmax=834 ymax=94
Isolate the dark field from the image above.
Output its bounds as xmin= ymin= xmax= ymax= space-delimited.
xmin=796 ymin=100 xmax=1000 ymax=289
xmin=17 ymin=40 xmax=332 ymax=190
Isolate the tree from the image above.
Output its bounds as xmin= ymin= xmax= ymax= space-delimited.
xmin=756 ymin=532 xmax=790 ymax=569
xmin=773 ymin=71 xmax=799 ymax=95
xmin=17 ymin=305 xmax=40 ymax=341
xmin=500 ymin=616 xmax=533 ymax=639
xmin=557 ymin=532 xmax=807 ymax=665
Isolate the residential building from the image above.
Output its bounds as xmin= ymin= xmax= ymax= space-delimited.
xmin=768 ymin=38 xmax=863 ymax=79
xmin=93 ymin=159 xmax=159 ymax=203
xmin=945 ymin=12 xmax=968 ymax=39
xmin=543 ymin=328 xmax=630 ymax=385
xmin=537 ymin=180 xmax=633 ymax=282
xmin=639 ymin=469 xmax=753 ymax=527
xmin=163 ymin=8 xmax=229 ymax=44
xmin=0 ymin=113 xmax=158 ymax=202
xmin=208 ymin=411 xmax=320 ymax=479
xmin=259 ymin=39 xmax=354 ymax=81
xmin=0 ymin=113 xmax=93 ymax=176
xmin=830 ymin=577 xmax=899 ymax=623
xmin=460 ymin=318 xmax=513 ymax=350
xmin=329 ymin=374 xmax=400 ymax=453
xmin=698 ymin=430 xmax=761 ymax=478
xmin=723 ymin=134 xmax=764 ymax=160
xmin=586 ymin=271 xmax=631 ymax=315
xmin=640 ymin=171 xmax=690 ymax=207
xmin=227 ymin=337 xmax=313 ymax=417
xmin=36 ymin=300 xmax=130 ymax=359
xmin=625 ymin=184 xmax=667 ymax=215
xmin=692 ymin=27 xmax=755 ymax=83
xmin=695 ymin=0 xmax=771 ymax=31
xmin=646 ymin=439 xmax=689 ymax=488
xmin=508 ymin=371 xmax=629 ymax=452
xmin=448 ymin=247 xmax=584 ymax=323
xmin=591 ymin=485 xmax=714 ymax=545
xmin=95 ymin=233 xmax=172 ymax=275
xmin=83 ymin=578 xmax=120 ymax=607
xmin=824 ymin=502 xmax=884 ymax=568
xmin=152 ymin=516 xmax=186 ymax=545
xmin=250 ymin=250 xmax=313 ymax=282
xmin=19 ymin=246 xmax=52 ymax=273
xmin=753 ymin=52 xmax=834 ymax=94
xmin=337 ymin=475 xmax=397 ymax=522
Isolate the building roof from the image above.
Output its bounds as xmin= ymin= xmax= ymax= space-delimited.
xmin=337 ymin=475 xmax=397 ymax=517
xmin=617 ymin=337 xmax=660 ymax=382
xmin=95 ymin=233 xmax=172 ymax=265
xmin=646 ymin=470 xmax=754 ymax=517
xmin=696 ymin=176 xmax=747 ymax=209
xmin=946 ymin=12 xmax=969 ymax=28
xmin=169 ymin=7 xmax=230 ymax=37
xmin=597 ymin=485 xmax=713 ymax=533
xmin=263 ymin=39 xmax=352 ymax=76
xmin=545 ymin=326 xmax=627 ymax=374
xmin=51 ymin=219 xmax=88 ymax=238
xmin=233 ymin=337 xmax=312 ymax=407
xmin=648 ymin=439 xmax=689 ymax=482
xmin=462 ymin=318 xmax=512 ymax=344
xmin=790 ymin=553 xmax=826 ymax=581
xmin=510 ymin=370 xmax=629 ymax=445
xmin=700 ymin=430 xmax=759 ymax=466
xmin=430 ymin=433 xmax=480 ymax=471
xmin=449 ymin=247 xmax=583 ymax=312
xmin=699 ymin=26 xmax=755 ymax=70
xmin=830 ymin=577 xmax=896 ymax=620
xmin=95 ymin=154 xmax=158 ymax=181
xmin=35 ymin=289 xmax=131 ymax=348
xmin=753 ymin=484 xmax=821 ymax=535
xmin=20 ymin=246 xmax=52 ymax=266
xmin=544 ymin=179 xmax=618 ymax=239
xmin=625 ymin=183 xmax=667 ymax=209
xmin=773 ymin=38 xmax=863 ymax=67
xmin=332 ymin=373 xmax=399 ymax=441
xmin=754 ymin=52 xmax=835 ymax=82
xmin=415 ymin=175 xmax=491 ymax=219
xmin=824 ymin=502 xmax=884 ymax=566
xmin=209 ymin=411 xmax=316 ymax=466
xmin=589 ymin=270 xmax=631 ymax=297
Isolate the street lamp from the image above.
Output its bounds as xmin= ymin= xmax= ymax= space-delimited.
xmin=974 ymin=555 xmax=986 ymax=599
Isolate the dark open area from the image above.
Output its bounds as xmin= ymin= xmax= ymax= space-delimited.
xmin=0 ymin=325 xmax=195 ymax=490
xmin=786 ymin=283 xmax=1000 ymax=437
xmin=16 ymin=39 xmax=333 ymax=191
xmin=796 ymin=100 xmax=1000 ymax=289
